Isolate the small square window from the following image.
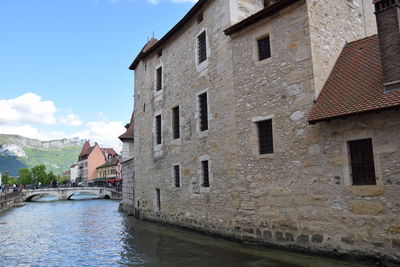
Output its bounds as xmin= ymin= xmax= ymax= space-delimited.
xmin=348 ymin=139 xmax=376 ymax=185
xmin=197 ymin=31 xmax=207 ymax=64
xmin=157 ymin=49 xmax=162 ymax=57
xmin=257 ymin=119 xmax=273 ymax=154
xmin=257 ymin=36 xmax=271 ymax=61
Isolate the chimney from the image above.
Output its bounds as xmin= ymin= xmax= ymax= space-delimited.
xmin=374 ymin=0 xmax=400 ymax=92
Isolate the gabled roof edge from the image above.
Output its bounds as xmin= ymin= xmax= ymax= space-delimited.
xmin=129 ymin=0 xmax=209 ymax=70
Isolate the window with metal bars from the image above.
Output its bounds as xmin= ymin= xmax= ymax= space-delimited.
xmin=155 ymin=114 xmax=162 ymax=145
xmin=197 ymin=31 xmax=207 ymax=64
xmin=257 ymin=119 xmax=273 ymax=154
xmin=348 ymin=139 xmax=376 ymax=185
xmin=172 ymin=106 xmax=180 ymax=139
xmin=201 ymin=160 xmax=209 ymax=187
xmin=173 ymin=165 xmax=180 ymax=187
xmin=198 ymin=92 xmax=208 ymax=131
xmin=257 ymin=36 xmax=271 ymax=61
xmin=156 ymin=67 xmax=162 ymax=91
xmin=155 ymin=188 xmax=161 ymax=212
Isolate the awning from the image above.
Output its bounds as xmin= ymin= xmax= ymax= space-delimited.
xmin=93 ymin=177 xmax=107 ymax=182
xmin=106 ymin=178 xmax=122 ymax=183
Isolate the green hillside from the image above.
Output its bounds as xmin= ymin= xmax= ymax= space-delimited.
xmin=0 ymin=134 xmax=83 ymax=176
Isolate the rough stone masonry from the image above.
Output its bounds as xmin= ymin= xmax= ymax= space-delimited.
xmin=123 ymin=0 xmax=400 ymax=262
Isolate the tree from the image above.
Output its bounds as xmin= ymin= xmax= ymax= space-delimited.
xmin=57 ymin=174 xmax=69 ymax=184
xmin=2 ymin=171 xmax=10 ymax=185
xmin=47 ymin=171 xmax=57 ymax=185
xmin=18 ymin=168 xmax=33 ymax=185
xmin=31 ymin=165 xmax=47 ymax=185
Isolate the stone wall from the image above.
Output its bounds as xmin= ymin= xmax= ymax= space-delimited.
xmin=306 ymin=0 xmax=377 ymax=96
xmin=0 ymin=192 xmax=23 ymax=213
xmin=121 ymin=158 xmax=135 ymax=215
xmin=129 ymin=0 xmax=399 ymax=262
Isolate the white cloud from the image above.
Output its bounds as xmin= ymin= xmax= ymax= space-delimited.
xmin=0 ymin=93 xmax=57 ymax=125
xmin=0 ymin=124 xmax=68 ymax=141
xmin=59 ymin=114 xmax=83 ymax=126
xmin=0 ymin=93 xmax=82 ymax=127
xmin=0 ymin=93 xmax=124 ymax=151
xmin=73 ymin=120 xmax=125 ymax=151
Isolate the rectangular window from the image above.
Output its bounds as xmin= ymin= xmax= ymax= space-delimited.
xmin=198 ymin=31 xmax=207 ymax=63
xmin=155 ymin=114 xmax=162 ymax=145
xmin=173 ymin=165 xmax=180 ymax=187
xmin=201 ymin=160 xmax=209 ymax=187
xmin=348 ymin=139 xmax=376 ymax=185
xmin=172 ymin=106 xmax=180 ymax=139
xmin=155 ymin=188 xmax=161 ymax=212
xmin=257 ymin=36 xmax=271 ymax=61
xmin=257 ymin=119 xmax=273 ymax=154
xmin=198 ymin=92 xmax=208 ymax=131
xmin=156 ymin=67 xmax=162 ymax=91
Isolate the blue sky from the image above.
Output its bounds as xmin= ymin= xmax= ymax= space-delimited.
xmin=0 ymin=0 xmax=195 ymax=149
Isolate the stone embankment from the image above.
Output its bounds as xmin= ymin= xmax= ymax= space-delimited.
xmin=0 ymin=191 xmax=23 ymax=213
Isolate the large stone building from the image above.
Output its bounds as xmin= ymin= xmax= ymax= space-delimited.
xmin=124 ymin=0 xmax=400 ymax=261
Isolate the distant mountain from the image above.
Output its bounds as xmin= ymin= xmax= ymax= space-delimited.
xmin=0 ymin=134 xmax=84 ymax=176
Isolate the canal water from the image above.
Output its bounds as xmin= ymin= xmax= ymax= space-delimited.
xmin=0 ymin=196 xmax=371 ymax=267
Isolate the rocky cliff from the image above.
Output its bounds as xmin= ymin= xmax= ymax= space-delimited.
xmin=0 ymin=134 xmax=83 ymax=176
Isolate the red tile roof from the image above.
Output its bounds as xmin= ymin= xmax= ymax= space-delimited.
xmin=308 ymin=35 xmax=400 ymax=123
xmin=119 ymin=112 xmax=134 ymax=141
xmin=102 ymin=148 xmax=117 ymax=158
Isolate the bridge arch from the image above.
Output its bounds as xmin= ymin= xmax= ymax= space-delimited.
xmin=22 ymin=187 xmax=121 ymax=202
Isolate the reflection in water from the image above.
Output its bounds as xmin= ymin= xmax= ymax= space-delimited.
xmin=0 ymin=200 xmax=370 ymax=267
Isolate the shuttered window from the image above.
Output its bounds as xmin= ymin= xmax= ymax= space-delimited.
xmin=173 ymin=165 xmax=180 ymax=187
xmin=172 ymin=106 xmax=180 ymax=139
xmin=257 ymin=119 xmax=273 ymax=154
xmin=155 ymin=115 xmax=162 ymax=145
xmin=198 ymin=92 xmax=208 ymax=131
xmin=257 ymin=36 xmax=271 ymax=61
xmin=348 ymin=139 xmax=376 ymax=185
xmin=198 ymin=31 xmax=207 ymax=63
xmin=156 ymin=67 xmax=162 ymax=91
xmin=201 ymin=160 xmax=209 ymax=187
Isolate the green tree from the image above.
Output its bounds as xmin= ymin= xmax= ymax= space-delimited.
xmin=2 ymin=171 xmax=10 ymax=185
xmin=8 ymin=177 xmax=17 ymax=186
xmin=31 ymin=165 xmax=47 ymax=185
xmin=47 ymin=171 xmax=57 ymax=185
xmin=18 ymin=168 xmax=33 ymax=185
xmin=57 ymin=174 xmax=69 ymax=184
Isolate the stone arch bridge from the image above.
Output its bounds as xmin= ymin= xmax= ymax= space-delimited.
xmin=22 ymin=187 xmax=122 ymax=201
